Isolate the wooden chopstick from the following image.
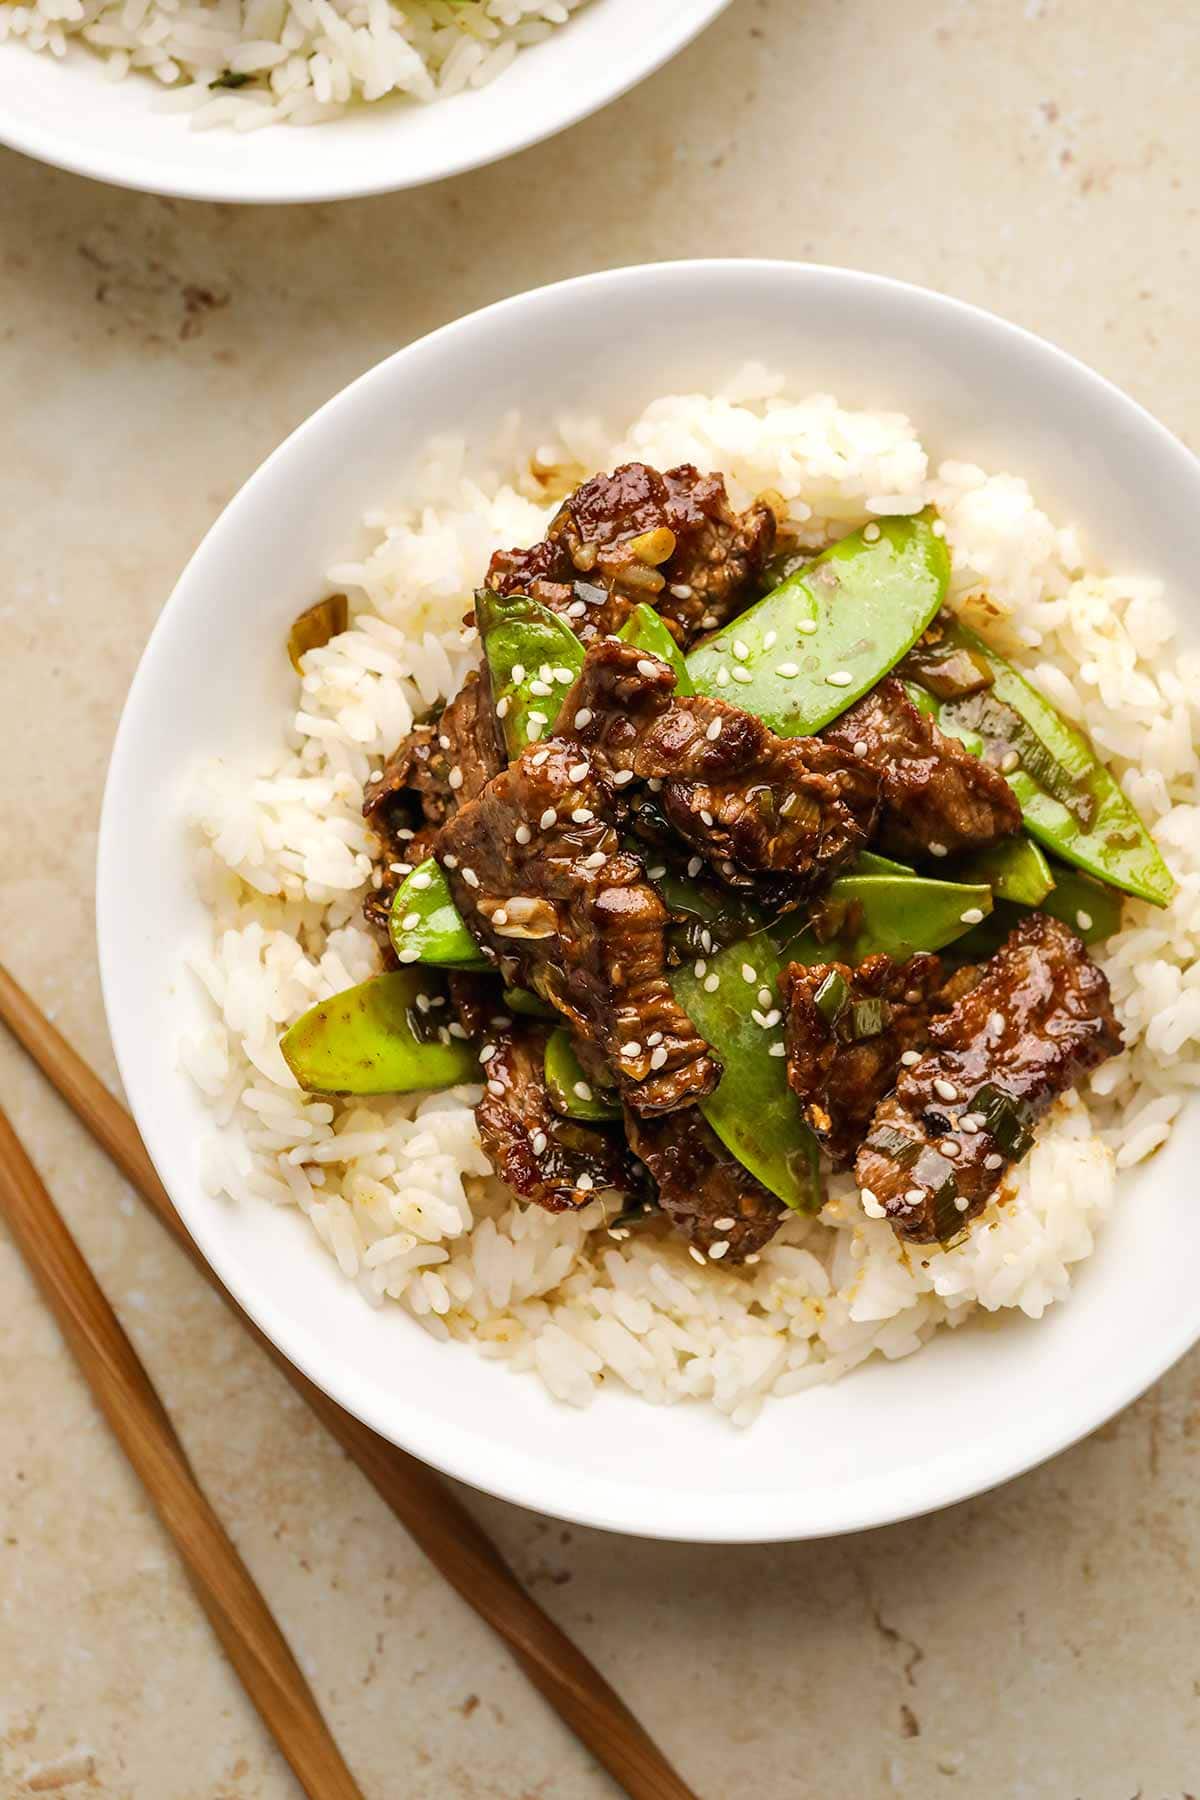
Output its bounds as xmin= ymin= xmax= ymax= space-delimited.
xmin=0 ymin=962 xmax=698 ymax=1800
xmin=0 ymin=1101 xmax=365 ymax=1800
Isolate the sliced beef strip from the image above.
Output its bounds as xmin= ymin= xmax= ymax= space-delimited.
xmin=476 ymin=1026 xmax=637 ymax=1214
xmin=436 ymin=737 xmax=720 ymax=1116
xmin=854 ymin=913 xmax=1122 ymax=1243
xmin=487 ymin=462 xmax=777 ymax=648
xmin=362 ymin=671 xmax=504 ymax=934
xmin=624 ymin=1108 xmax=783 ymax=1263
xmin=823 ymin=675 xmax=1021 ymax=861
xmin=779 ymin=952 xmax=951 ymax=1169
xmin=556 ymin=637 xmax=879 ymax=903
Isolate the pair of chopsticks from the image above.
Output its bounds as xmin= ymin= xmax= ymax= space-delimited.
xmin=0 ymin=962 xmax=697 ymax=1800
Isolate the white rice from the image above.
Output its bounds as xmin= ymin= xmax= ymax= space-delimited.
xmin=1 ymin=0 xmax=588 ymax=129
xmin=183 ymin=365 xmax=1200 ymax=1423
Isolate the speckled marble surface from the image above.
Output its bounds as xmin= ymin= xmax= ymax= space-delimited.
xmin=3 ymin=2 xmax=1200 ymax=1795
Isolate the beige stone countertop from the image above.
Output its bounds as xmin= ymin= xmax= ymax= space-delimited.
xmin=3 ymin=1 xmax=1200 ymax=1795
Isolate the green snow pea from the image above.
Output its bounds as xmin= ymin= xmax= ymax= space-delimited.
xmin=685 ymin=511 xmax=950 ymax=736
xmin=909 ymin=617 xmax=1174 ymax=907
xmin=476 ymin=588 xmax=584 ymax=759
xmin=774 ymin=872 xmax=993 ymax=967
xmin=617 ymin=603 xmax=694 ymax=694
xmin=544 ymin=1028 xmax=621 ymax=1121
xmin=954 ymin=836 xmax=1054 ymax=907
xmin=389 ymin=859 xmax=487 ymax=969
xmin=1040 ymin=861 xmax=1124 ymax=945
xmin=671 ymin=936 xmax=822 ymax=1214
xmin=852 ymin=850 xmax=914 ymax=877
xmin=281 ymin=969 xmax=479 ymax=1096
xmin=503 ymin=985 xmax=556 ymax=1019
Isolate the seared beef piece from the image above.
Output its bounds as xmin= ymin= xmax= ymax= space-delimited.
xmin=487 ymin=462 xmax=777 ymax=647
xmin=780 ymin=953 xmax=952 ymax=1169
xmin=476 ymin=1026 xmax=637 ymax=1213
xmin=624 ymin=1108 xmax=783 ymax=1262
xmin=823 ymin=676 xmax=1021 ymax=861
xmin=447 ymin=971 xmax=501 ymax=1041
xmin=557 ymin=638 xmax=878 ymax=903
xmin=436 ymin=738 xmax=720 ymax=1115
xmin=362 ymin=672 xmax=504 ymax=933
xmin=855 ymin=914 xmax=1122 ymax=1243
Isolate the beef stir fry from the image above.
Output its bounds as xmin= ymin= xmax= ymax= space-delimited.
xmin=282 ymin=461 xmax=1173 ymax=1269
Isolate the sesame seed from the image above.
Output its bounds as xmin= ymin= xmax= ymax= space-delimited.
xmin=670 ymin=583 xmax=694 ymax=599
xmin=694 ymin=960 xmax=707 ymax=978
xmin=577 ymin=1173 xmax=594 ymax=1192
xmin=721 ymin=859 xmax=737 ymax=878
xmin=531 ymin=1130 xmax=548 ymax=1155
xmin=531 ymin=749 xmax=550 ymax=767
xmin=960 ymin=907 xmax=985 ymax=925
xmin=709 ymin=1241 xmax=730 ymax=1260
xmin=826 ymin=670 xmax=854 ymax=687
xmin=701 ymin=612 xmax=720 ymax=628
xmin=526 ymin=721 xmax=543 ymax=742
xmin=1000 ymin=750 xmax=1020 ymax=773
xmin=583 ymin=850 xmax=607 ymax=869
xmin=961 ymin=1116 xmax=981 ymax=1134
xmin=574 ymin=708 xmax=593 ymax=730
xmin=776 ymin=662 xmax=799 ymax=678
xmin=487 ymin=1079 xmax=504 ymax=1097
xmin=492 ymin=908 xmax=509 ymax=926
xmin=438 ymin=734 xmax=451 ymax=750
xmin=647 ymin=777 xmax=663 ymax=792
xmin=568 ymin=761 xmax=588 ymax=782
xmin=646 ymin=1031 xmax=663 ymax=1046
xmin=941 ymin=1139 xmax=960 ymax=1158
xmin=934 ymin=1079 xmax=959 ymax=1102
xmin=901 ymin=1050 xmax=921 ymax=1069
xmin=689 ymin=1246 xmax=707 ymax=1266
xmin=700 ymin=809 xmax=714 ymax=827
xmin=732 ymin=639 xmax=750 ymax=660
xmin=612 ymin=768 xmax=635 ymax=785
xmin=400 ymin=911 xmax=420 ymax=930
xmin=757 ymin=987 xmax=771 ymax=1007
xmin=515 ymin=824 xmax=531 ymax=845
xmin=409 ymin=870 xmax=431 ymax=891
xmin=700 ymin=930 xmax=713 ymax=951
xmin=796 ymin=619 xmax=818 ymax=635
xmin=540 ymin=808 xmax=558 ymax=829
xmin=1076 ymin=910 xmax=1093 ymax=931
xmin=716 ymin=667 xmax=730 ymax=687
xmin=416 ymin=994 xmax=430 ymax=1013
xmin=687 ymin=855 xmax=703 ymax=877
xmin=511 ymin=663 xmax=525 ymax=684
xmin=752 ymin=1009 xmax=769 ymax=1029
xmin=621 ymin=1040 xmax=643 ymax=1058
xmin=704 ymin=974 xmax=720 ymax=993
xmin=447 ymin=766 xmax=463 ymax=790
xmin=742 ymin=963 xmax=756 ymax=983
xmin=574 ymin=1080 xmax=593 ymax=1101
xmin=706 ymin=718 xmax=723 ymax=742
xmin=566 ymin=600 xmax=587 ymax=619
xmin=768 ymin=1042 xmax=785 ymax=1057
xmin=863 ymin=522 xmax=881 ymax=541
xmin=366 ymin=769 xmax=382 ymax=783
xmin=988 ymin=1011 xmax=1005 ymax=1036
xmin=448 ymin=1021 xmax=467 ymax=1037
xmin=762 ymin=1008 xmax=781 ymax=1028
xmin=984 ymin=1153 xmax=1004 ymax=1171
xmin=853 ymin=740 xmax=869 ymax=757
xmin=929 ymin=841 xmax=948 ymax=858
xmin=955 ymin=1195 xmax=970 ymax=1213
xmin=904 ymin=1187 xmax=925 ymax=1203
xmin=397 ymin=945 xmax=421 ymax=963
xmin=395 ymin=828 xmax=415 ymax=841
xmin=650 ymin=1046 xmax=669 ymax=1069
xmin=442 ymin=853 xmax=458 ymax=869
xmin=647 ymin=864 xmax=667 ymax=881
xmin=636 ymin=657 xmax=659 ymax=678
xmin=529 ymin=679 xmax=552 ymax=697
xmin=461 ymin=868 xmax=480 ymax=889
xmin=763 ymin=630 xmax=777 ymax=650
xmin=391 ymin=863 xmax=413 ymax=878
xmin=745 ymin=1252 xmax=761 ymax=1265
xmin=554 ymin=666 xmax=574 ymax=684
xmin=539 ymin=664 xmax=553 ymax=683
xmin=731 ymin=666 xmax=753 ymax=685
xmin=479 ymin=1043 xmax=497 ymax=1063
xmin=572 ymin=807 xmax=594 ymax=823
xmin=608 ymin=1227 xmax=631 ymax=1241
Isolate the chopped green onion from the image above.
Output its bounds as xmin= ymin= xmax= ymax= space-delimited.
xmin=970 ymin=1081 xmax=1035 ymax=1160
xmin=813 ymin=969 xmax=849 ymax=1024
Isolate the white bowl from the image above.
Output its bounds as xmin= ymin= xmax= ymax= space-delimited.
xmin=0 ymin=0 xmax=727 ymax=203
xmin=98 ymin=261 xmax=1200 ymax=1542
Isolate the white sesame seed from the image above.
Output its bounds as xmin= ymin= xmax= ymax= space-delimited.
xmin=961 ymin=1115 xmax=981 ymax=1134
xmin=647 ymin=778 xmax=663 ymax=792
xmin=757 ymin=987 xmax=771 ymax=1007
xmin=700 ymin=930 xmax=713 ymax=951
xmin=701 ymin=612 xmax=720 ymax=628
xmin=526 ymin=721 xmax=543 ymax=742
xmin=904 ymin=1187 xmax=925 ymax=1203
xmin=554 ymin=666 xmax=574 ymax=684
xmin=762 ymin=1008 xmax=781 ymax=1028
xmin=706 ymin=717 xmax=723 ymax=742
xmin=1076 ymin=910 xmax=1093 ymax=931
xmin=960 ymin=907 xmax=985 ymax=925
xmin=487 ymin=1078 xmax=504 ymax=1097
xmin=929 ymin=842 xmax=948 ymax=858
xmin=670 ymin=584 xmax=693 ymax=599
xmin=954 ymin=1195 xmax=970 ymax=1212
xmin=583 ymin=850 xmax=607 ymax=869
xmin=572 ymin=807 xmax=594 ymax=824
xmin=574 ymin=708 xmax=593 ymax=730
xmin=694 ymin=960 xmax=707 ymax=978
xmin=366 ymin=769 xmax=382 ymax=783
xmin=646 ymin=1031 xmax=663 ymax=1046
xmin=621 ymin=1040 xmax=642 ymax=1058
xmin=540 ymin=808 xmax=558 ymax=829
xmin=731 ymin=666 xmax=753 ymax=685
xmin=530 ymin=678 xmax=552 ymax=697
xmin=531 ymin=1130 xmax=548 ymax=1155
xmin=732 ymin=639 xmax=750 ymax=660
xmin=390 ymin=863 xmax=413 ymax=878
xmin=461 ymin=868 xmax=480 ymax=889
xmin=438 ymin=734 xmax=451 ymax=750
xmin=752 ymin=1009 xmax=769 ymax=1029
xmin=568 ymin=761 xmax=588 ymax=782
xmin=934 ymin=1079 xmax=959 ymax=1102
xmin=515 ymin=825 xmax=531 ymax=845
xmin=741 ymin=963 xmax=756 ymax=984
xmin=636 ymin=658 xmax=659 ymax=678
xmin=901 ymin=1050 xmax=921 ymax=1066
xmin=400 ymin=910 xmax=420 ymax=930
xmin=479 ymin=1043 xmax=497 ymax=1063
xmin=566 ymin=600 xmax=587 ymax=619
xmin=826 ymin=670 xmax=853 ymax=687
xmin=1000 ymin=750 xmax=1020 ymax=773
xmin=853 ymin=740 xmax=869 ymax=757
xmin=408 ymin=870 xmax=431 ymax=891
xmin=708 ymin=1241 xmax=730 ymax=1260
xmin=704 ymin=973 xmax=720 ymax=993
xmin=448 ymin=1021 xmax=467 ymax=1037
xmin=576 ymin=1173 xmax=594 ymax=1192
xmin=447 ymin=766 xmax=463 ymax=790
xmin=700 ymin=809 xmax=715 ymax=827
xmin=863 ymin=522 xmax=881 ymax=542
xmin=647 ymin=864 xmax=667 ymax=880
xmin=984 ymin=1153 xmax=1004 ymax=1171
xmin=797 ymin=619 xmax=818 ymax=635
xmin=612 ymin=768 xmax=635 ymax=786
xmin=394 ymin=828 xmax=415 ymax=841
xmin=687 ymin=855 xmax=703 ymax=877
xmin=531 ymin=749 xmax=550 ymax=767
xmin=716 ymin=667 xmax=730 ymax=687
xmin=763 ymin=630 xmax=777 ymax=650
xmin=988 ymin=1011 xmax=1005 ymax=1036
xmin=689 ymin=1246 xmax=707 ymax=1266
xmin=776 ymin=662 xmax=799 ymax=678
xmin=941 ymin=1139 xmax=960 ymax=1158
xmin=442 ymin=853 xmax=458 ymax=869
xmin=574 ymin=1080 xmax=593 ymax=1101
xmin=768 ymin=1041 xmax=786 ymax=1057
xmin=539 ymin=664 xmax=553 ymax=683
xmin=511 ymin=663 xmax=525 ymax=684
xmin=745 ymin=1252 xmax=761 ymax=1265
xmin=608 ymin=1226 xmax=631 ymax=1241
xmin=397 ymin=945 xmax=421 ymax=964
xmin=650 ymin=1046 xmax=669 ymax=1070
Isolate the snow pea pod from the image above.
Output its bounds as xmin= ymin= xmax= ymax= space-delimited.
xmin=685 ymin=511 xmax=950 ymax=735
xmin=544 ymin=1028 xmax=621 ymax=1122
xmin=281 ymin=969 xmax=480 ymax=1096
xmin=389 ymin=858 xmax=488 ymax=969
xmin=1039 ymin=861 xmax=1124 ymax=945
xmin=616 ymin=603 xmax=694 ymax=694
xmin=954 ymin=836 xmax=1054 ymax=907
xmin=476 ymin=588 xmax=584 ymax=758
xmin=774 ymin=872 xmax=993 ymax=966
xmin=852 ymin=850 xmax=913 ymax=877
xmin=671 ymin=937 xmax=822 ymax=1214
xmin=911 ymin=617 xmax=1174 ymax=907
